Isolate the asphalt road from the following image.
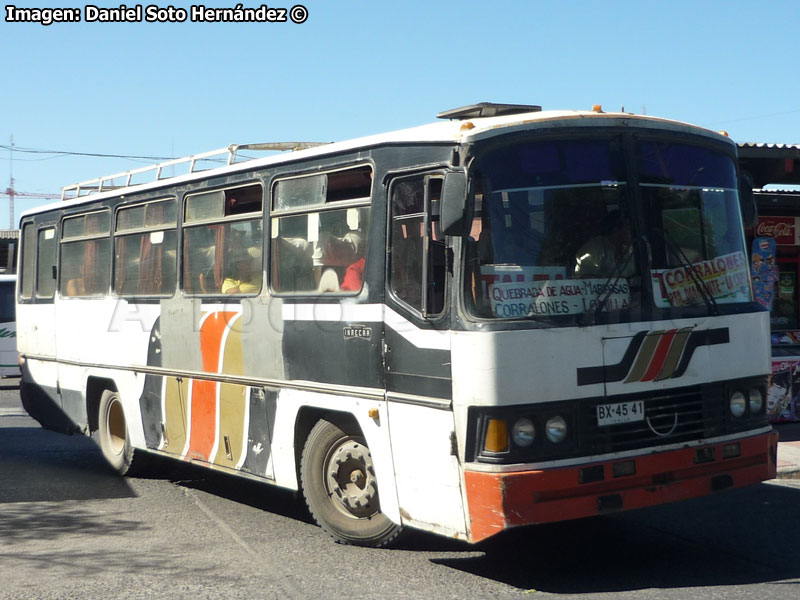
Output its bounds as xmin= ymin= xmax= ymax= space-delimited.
xmin=1 ymin=382 xmax=799 ymax=600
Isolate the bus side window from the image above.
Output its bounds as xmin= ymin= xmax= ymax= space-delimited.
xmin=36 ymin=228 xmax=57 ymax=298
xmin=182 ymin=185 xmax=264 ymax=296
xmin=114 ymin=200 xmax=177 ymax=297
xmin=59 ymin=211 xmax=112 ymax=298
xmin=19 ymin=224 xmax=36 ymax=299
xmin=270 ymin=167 xmax=372 ymax=295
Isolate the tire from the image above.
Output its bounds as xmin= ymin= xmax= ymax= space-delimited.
xmin=95 ymin=390 xmax=141 ymax=476
xmin=300 ymin=418 xmax=402 ymax=547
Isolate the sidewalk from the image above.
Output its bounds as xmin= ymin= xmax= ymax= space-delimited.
xmin=775 ymin=421 xmax=800 ymax=479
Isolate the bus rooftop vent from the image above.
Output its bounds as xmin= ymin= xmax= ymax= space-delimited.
xmin=436 ymin=102 xmax=543 ymax=120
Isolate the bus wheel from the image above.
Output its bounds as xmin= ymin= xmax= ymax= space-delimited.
xmin=96 ymin=390 xmax=138 ymax=476
xmin=301 ymin=418 xmax=402 ymax=547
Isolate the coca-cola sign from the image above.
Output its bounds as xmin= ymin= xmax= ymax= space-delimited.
xmin=756 ymin=217 xmax=800 ymax=245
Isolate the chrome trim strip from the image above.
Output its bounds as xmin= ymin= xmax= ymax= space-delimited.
xmin=386 ymin=391 xmax=452 ymax=411
xmin=21 ymin=353 xmax=385 ymax=401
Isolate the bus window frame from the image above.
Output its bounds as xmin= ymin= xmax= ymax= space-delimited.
xmin=268 ymin=164 xmax=373 ymax=297
xmin=58 ymin=208 xmax=112 ymax=299
xmin=386 ymin=171 xmax=448 ymax=320
xmin=35 ymin=226 xmax=58 ymax=300
xmin=112 ymin=197 xmax=178 ymax=298
xmin=181 ymin=182 xmax=265 ymax=298
xmin=18 ymin=221 xmax=36 ymax=301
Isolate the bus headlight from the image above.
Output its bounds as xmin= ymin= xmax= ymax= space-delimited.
xmin=545 ymin=416 xmax=568 ymax=443
xmin=729 ymin=391 xmax=746 ymax=418
xmin=511 ymin=418 xmax=535 ymax=447
xmin=748 ymin=388 xmax=763 ymax=414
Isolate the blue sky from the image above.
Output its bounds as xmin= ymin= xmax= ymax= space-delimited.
xmin=2 ymin=0 xmax=799 ymax=228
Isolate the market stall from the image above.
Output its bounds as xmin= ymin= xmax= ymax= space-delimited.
xmin=740 ymin=143 xmax=800 ymax=422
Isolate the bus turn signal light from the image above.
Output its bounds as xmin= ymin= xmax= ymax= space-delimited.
xmin=484 ymin=419 xmax=509 ymax=453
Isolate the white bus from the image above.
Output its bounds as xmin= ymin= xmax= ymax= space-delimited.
xmin=17 ymin=103 xmax=777 ymax=546
xmin=0 ymin=274 xmax=19 ymax=377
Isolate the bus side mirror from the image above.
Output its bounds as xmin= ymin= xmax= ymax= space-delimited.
xmin=440 ymin=169 xmax=470 ymax=236
xmin=739 ymin=172 xmax=757 ymax=228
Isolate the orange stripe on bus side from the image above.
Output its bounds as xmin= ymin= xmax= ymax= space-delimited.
xmin=188 ymin=312 xmax=235 ymax=462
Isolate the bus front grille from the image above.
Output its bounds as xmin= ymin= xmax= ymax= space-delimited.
xmin=580 ymin=387 xmax=725 ymax=455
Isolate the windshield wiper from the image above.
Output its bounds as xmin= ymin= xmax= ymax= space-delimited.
xmin=577 ymin=236 xmax=642 ymax=326
xmin=654 ymin=227 xmax=719 ymax=316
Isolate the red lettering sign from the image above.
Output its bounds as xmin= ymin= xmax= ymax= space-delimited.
xmin=756 ymin=216 xmax=798 ymax=245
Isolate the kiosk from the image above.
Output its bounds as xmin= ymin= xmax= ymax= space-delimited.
xmin=740 ymin=143 xmax=800 ymax=422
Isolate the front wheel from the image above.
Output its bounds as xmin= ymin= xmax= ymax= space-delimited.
xmin=300 ymin=418 xmax=402 ymax=547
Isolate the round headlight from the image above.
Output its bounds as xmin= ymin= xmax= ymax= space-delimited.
xmin=730 ymin=391 xmax=746 ymax=418
xmin=545 ymin=416 xmax=568 ymax=443
xmin=749 ymin=388 xmax=763 ymax=414
xmin=511 ymin=418 xmax=535 ymax=447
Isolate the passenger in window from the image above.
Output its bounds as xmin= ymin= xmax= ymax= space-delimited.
xmin=64 ymin=262 xmax=86 ymax=297
xmin=574 ymin=210 xmax=634 ymax=278
xmin=222 ymin=247 xmax=261 ymax=294
xmin=313 ymin=212 xmax=364 ymax=291
xmin=340 ymin=252 xmax=366 ymax=292
xmin=312 ymin=229 xmax=361 ymax=270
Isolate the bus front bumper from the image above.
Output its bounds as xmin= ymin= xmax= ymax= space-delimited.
xmin=464 ymin=430 xmax=777 ymax=543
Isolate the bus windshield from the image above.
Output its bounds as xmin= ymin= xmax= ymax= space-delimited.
xmin=467 ymin=136 xmax=751 ymax=321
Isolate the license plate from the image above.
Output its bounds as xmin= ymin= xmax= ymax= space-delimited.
xmin=597 ymin=400 xmax=645 ymax=426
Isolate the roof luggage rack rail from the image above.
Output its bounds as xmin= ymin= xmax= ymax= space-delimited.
xmin=60 ymin=141 xmax=331 ymax=201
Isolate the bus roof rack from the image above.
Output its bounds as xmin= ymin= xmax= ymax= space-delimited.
xmin=436 ymin=102 xmax=542 ymax=120
xmin=60 ymin=141 xmax=331 ymax=201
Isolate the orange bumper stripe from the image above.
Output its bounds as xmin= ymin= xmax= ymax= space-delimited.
xmin=465 ymin=431 xmax=777 ymax=543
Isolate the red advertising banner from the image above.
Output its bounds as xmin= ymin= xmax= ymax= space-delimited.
xmin=756 ymin=216 xmax=800 ymax=246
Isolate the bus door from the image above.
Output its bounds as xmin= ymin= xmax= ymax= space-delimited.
xmin=18 ymin=223 xmax=60 ymax=406
xmin=55 ymin=211 xmax=113 ymax=427
xmin=384 ymin=174 xmax=465 ymax=533
xmin=384 ymin=174 xmax=450 ymax=394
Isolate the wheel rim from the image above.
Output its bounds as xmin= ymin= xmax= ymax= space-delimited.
xmin=105 ymin=396 xmax=126 ymax=457
xmin=324 ymin=437 xmax=379 ymax=519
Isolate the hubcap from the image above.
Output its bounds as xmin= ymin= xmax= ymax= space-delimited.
xmin=325 ymin=438 xmax=379 ymax=519
xmin=106 ymin=398 xmax=126 ymax=456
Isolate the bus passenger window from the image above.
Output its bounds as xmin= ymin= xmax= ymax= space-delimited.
xmin=271 ymin=208 xmax=369 ymax=294
xmin=19 ymin=224 xmax=36 ymax=299
xmin=36 ymin=228 xmax=57 ymax=298
xmin=114 ymin=199 xmax=177 ymax=297
xmin=182 ymin=184 xmax=264 ymax=296
xmin=270 ymin=167 xmax=372 ymax=295
xmin=59 ymin=211 xmax=111 ymax=298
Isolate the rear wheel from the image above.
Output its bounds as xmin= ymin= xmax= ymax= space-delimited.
xmin=96 ymin=390 xmax=139 ymax=476
xmin=300 ymin=418 xmax=401 ymax=547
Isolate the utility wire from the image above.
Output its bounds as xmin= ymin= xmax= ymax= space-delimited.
xmin=709 ymin=108 xmax=800 ymax=126
xmin=0 ymin=144 xmax=175 ymax=161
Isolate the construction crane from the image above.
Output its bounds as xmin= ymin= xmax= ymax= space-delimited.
xmin=4 ymin=136 xmax=60 ymax=229
xmin=1 ymin=177 xmax=60 ymax=229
